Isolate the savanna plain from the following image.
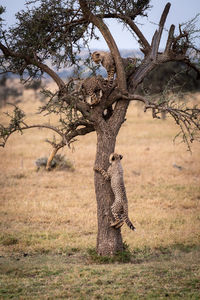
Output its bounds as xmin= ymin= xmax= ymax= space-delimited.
xmin=0 ymin=81 xmax=200 ymax=299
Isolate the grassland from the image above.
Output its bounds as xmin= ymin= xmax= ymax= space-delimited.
xmin=0 ymin=84 xmax=200 ymax=299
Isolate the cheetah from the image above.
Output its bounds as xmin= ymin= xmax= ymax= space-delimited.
xmin=81 ymin=75 xmax=106 ymax=105
xmin=91 ymin=51 xmax=137 ymax=87
xmin=91 ymin=51 xmax=115 ymax=88
xmin=94 ymin=153 xmax=136 ymax=231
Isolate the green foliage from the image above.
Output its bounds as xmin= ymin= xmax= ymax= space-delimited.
xmin=0 ymin=5 xmax=5 ymax=27
xmin=51 ymin=153 xmax=74 ymax=170
xmin=40 ymin=84 xmax=76 ymax=116
xmin=136 ymin=61 xmax=200 ymax=150
xmin=0 ymin=5 xmax=5 ymax=16
xmin=86 ymin=0 xmax=151 ymax=18
xmin=1 ymin=0 xmax=89 ymax=79
xmin=0 ymin=105 xmax=25 ymax=146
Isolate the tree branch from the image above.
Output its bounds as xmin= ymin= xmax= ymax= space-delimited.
xmin=32 ymin=57 xmax=66 ymax=90
xmin=66 ymin=124 xmax=95 ymax=143
xmin=150 ymin=2 xmax=171 ymax=60
xmin=0 ymin=121 xmax=68 ymax=148
xmin=0 ymin=42 xmax=65 ymax=90
xmin=0 ymin=42 xmax=92 ymax=119
xmin=120 ymin=92 xmax=200 ymax=151
xmin=165 ymin=24 xmax=175 ymax=53
xmin=79 ymin=0 xmax=127 ymax=91
xmin=96 ymin=13 xmax=150 ymax=54
xmin=120 ymin=16 xmax=151 ymax=54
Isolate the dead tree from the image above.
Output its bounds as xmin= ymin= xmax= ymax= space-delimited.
xmin=0 ymin=1 xmax=200 ymax=255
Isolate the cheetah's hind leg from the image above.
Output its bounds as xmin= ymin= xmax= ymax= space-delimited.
xmin=114 ymin=220 xmax=124 ymax=229
xmin=110 ymin=203 xmax=123 ymax=228
xmin=110 ymin=219 xmax=124 ymax=229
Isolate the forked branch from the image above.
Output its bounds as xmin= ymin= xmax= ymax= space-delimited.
xmin=150 ymin=3 xmax=171 ymax=60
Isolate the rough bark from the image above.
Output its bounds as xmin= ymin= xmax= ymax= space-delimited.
xmin=91 ymin=98 xmax=130 ymax=255
xmin=94 ymin=128 xmax=123 ymax=255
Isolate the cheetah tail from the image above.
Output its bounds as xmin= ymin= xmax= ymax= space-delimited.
xmin=125 ymin=217 xmax=136 ymax=231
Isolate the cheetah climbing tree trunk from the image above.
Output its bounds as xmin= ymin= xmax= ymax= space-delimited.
xmin=94 ymin=130 xmax=123 ymax=256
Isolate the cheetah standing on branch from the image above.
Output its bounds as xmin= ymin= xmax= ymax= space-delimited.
xmin=94 ymin=153 xmax=136 ymax=231
xmin=91 ymin=51 xmax=137 ymax=88
xmin=91 ymin=51 xmax=115 ymax=88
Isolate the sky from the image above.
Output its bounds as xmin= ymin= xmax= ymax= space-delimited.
xmin=1 ymin=0 xmax=200 ymax=49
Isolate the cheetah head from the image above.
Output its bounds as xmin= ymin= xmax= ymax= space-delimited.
xmin=109 ymin=153 xmax=123 ymax=164
xmin=91 ymin=51 xmax=102 ymax=64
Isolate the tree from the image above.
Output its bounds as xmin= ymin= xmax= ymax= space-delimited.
xmin=0 ymin=0 xmax=200 ymax=256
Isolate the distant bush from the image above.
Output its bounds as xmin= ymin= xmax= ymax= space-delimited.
xmin=35 ymin=154 xmax=74 ymax=171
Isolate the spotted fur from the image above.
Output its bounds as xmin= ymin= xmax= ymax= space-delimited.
xmin=81 ymin=75 xmax=106 ymax=105
xmin=91 ymin=51 xmax=116 ymax=88
xmin=91 ymin=51 xmax=137 ymax=87
xmin=95 ymin=153 xmax=136 ymax=231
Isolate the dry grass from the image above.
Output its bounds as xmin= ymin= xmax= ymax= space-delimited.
xmin=0 ymin=83 xmax=200 ymax=255
xmin=0 ymin=83 xmax=200 ymax=299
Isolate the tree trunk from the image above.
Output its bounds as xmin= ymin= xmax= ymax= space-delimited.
xmin=94 ymin=129 xmax=123 ymax=256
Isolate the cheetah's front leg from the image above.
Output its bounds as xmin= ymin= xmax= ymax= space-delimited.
xmin=94 ymin=166 xmax=110 ymax=181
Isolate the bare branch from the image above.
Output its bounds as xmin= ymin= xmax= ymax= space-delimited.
xmin=45 ymin=140 xmax=66 ymax=171
xmin=165 ymin=24 xmax=175 ymax=53
xmin=65 ymin=124 xmax=95 ymax=144
xmin=99 ymin=13 xmax=150 ymax=54
xmin=150 ymin=2 xmax=171 ymax=60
